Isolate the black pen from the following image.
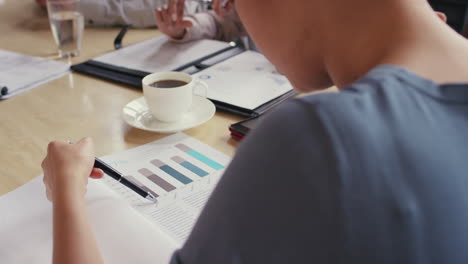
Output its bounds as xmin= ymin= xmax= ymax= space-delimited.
xmin=94 ymin=157 xmax=158 ymax=203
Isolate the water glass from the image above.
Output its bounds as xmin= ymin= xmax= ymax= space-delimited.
xmin=46 ymin=0 xmax=84 ymax=58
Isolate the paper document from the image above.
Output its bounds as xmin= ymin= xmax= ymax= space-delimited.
xmin=94 ymin=35 xmax=233 ymax=73
xmin=0 ymin=133 xmax=231 ymax=263
xmin=192 ymin=51 xmax=294 ymax=110
xmin=0 ymin=50 xmax=69 ymax=99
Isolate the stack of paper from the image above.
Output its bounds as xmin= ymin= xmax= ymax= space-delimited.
xmin=0 ymin=50 xmax=69 ymax=99
xmin=93 ymin=36 xmax=233 ymax=73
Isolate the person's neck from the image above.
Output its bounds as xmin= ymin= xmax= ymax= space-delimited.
xmin=321 ymin=1 xmax=468 ymax=88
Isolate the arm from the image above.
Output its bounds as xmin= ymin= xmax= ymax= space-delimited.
xmin=42 ymin=138 xmax=104 ymax=264
xmin=79 ymin=0 xmax=156 ymax=28
xmin=52 ymin=194 xmax=103 ymax=264
xmin=156 ymin=0 xmax=244 ymax=42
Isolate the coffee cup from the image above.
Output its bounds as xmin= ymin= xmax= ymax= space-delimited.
xmin=142 ymin=72 xmax=208 ymax=123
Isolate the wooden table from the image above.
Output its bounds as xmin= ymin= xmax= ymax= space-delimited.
xmin=0 ymin=0 xmax=242 ymax=195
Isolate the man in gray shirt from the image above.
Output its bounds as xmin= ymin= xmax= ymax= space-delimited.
xmin=171 ymin=65 xmax=468 ymax=263
xmin=41 ymin=0 xmax=468 ymax=263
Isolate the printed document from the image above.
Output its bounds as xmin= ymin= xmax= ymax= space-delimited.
xmin=0 ymin=133 xmax=231 ymax=263
xmin=192 ymin=51 xmax=294 ymax=110
xmin=94 ymin=35 xmax=233 ymax=73
xmin=0 ymin=50 xmax=69 ymax=99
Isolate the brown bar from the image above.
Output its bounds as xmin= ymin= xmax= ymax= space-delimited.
xmin=138 ymin=168 xmax=176 ymax=192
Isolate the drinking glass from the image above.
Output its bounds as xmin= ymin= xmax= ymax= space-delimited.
xmin=46 ymin=0 xmax=84 ymax=58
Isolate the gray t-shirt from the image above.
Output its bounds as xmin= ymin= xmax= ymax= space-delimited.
xmin=171 ymin=65 xmax=468 ymax=263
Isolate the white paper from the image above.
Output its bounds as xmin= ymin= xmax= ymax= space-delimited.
xmin=100 ymin=133 xmax=231 ymax=244
xmin=94 ymin=35 xmax=232 ymax=73
xmin=192 ymin=51 xmax=294 ymax=110
xmin=0 ymin=50 xmax=70 ymax=99
xmin=0 ymin=177 xmax=177 ymax=263
xmin=0 ymin=133 xmax=231 ymax=263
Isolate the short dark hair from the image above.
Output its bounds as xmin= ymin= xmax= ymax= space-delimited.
xmin=428 ymin=0 xmax=468 ymax=36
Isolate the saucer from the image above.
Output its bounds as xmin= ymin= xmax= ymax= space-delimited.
xmin=122 ymin=96 xmax=216 ymax=133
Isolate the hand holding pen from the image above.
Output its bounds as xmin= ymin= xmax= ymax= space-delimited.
xmin=41 ymin=138 xmax=157 ymax=204
xmin=42 ymin=138 xmax=104 ymax=203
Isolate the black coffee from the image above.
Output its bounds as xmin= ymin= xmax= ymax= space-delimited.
xmin=150 ymin=80 xmax=188 ymax=88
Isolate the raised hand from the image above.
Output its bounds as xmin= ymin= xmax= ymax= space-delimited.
xmin=155 ymin=0 xmax=193 ymax=40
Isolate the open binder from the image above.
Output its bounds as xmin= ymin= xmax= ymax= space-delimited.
xmin=71 ymin=36 xmax=296 ymax=117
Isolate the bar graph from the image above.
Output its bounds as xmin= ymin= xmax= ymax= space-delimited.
xmin=171 ymin=156 xmax=209 ymax=177
xmin=100 ymin=134 xmax=232 ymax=244
xmin=175 ymin=143 xmax=225 ymax=170
xmin=151 ymin=159 xmax=193 ymax=185
xmin=138 ymin=168 xmax=176 ymax=192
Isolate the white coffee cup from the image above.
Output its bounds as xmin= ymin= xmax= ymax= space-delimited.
xmin=142 ymin=72 xmax=208 ymax=123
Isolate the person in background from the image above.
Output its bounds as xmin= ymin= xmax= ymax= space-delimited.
xmin=42 ymin=0 xmax=468 ymax=263
xmin=35 ymin=0 xmax=200 ymax=28
xmin=156 ymin=0 xmax=245 ymax=43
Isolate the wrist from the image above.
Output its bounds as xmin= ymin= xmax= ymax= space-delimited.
xmin=53 ymin=184 xmax=86 ymax=207
xmin=53 ymin=193 xmax=86 ymax=211
xmin=172 ymin=28 xmax=187 ymax=40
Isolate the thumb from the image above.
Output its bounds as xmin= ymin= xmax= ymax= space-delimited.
xmin=180 ymin=20 xmax=193 ymax=28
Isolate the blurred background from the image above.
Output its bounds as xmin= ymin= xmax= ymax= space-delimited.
xmin=429 ymin=0 xmax=468 ymax=36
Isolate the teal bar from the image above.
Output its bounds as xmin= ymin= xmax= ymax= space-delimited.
xmin=186 ymin=149 xmax=224 ymax=170
xmin=160 ymin=165 xmax=193 ymax=185
xmin=181 ymin=161 xmax=209 ymax=177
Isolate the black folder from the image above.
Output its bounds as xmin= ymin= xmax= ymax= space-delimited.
xmin=71 ymin=38 xmax=296 ymax=118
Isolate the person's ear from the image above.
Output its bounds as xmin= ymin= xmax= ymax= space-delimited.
xmin=435 ymin=11 xmax=447 ymax=23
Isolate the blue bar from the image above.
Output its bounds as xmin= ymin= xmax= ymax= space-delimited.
xmin=160 ymin=165 xmax=193 ymax=184
xmin=180 ymin=161 xmax=209 ymax=177
xmin=186 ymin=149 xmax=224 ymax=170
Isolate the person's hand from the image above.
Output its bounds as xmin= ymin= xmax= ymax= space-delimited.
xmin=35 ymin=0 xmax=46 ymax=8
xmin=42 ymin=138 xmax=104 ymax=203
xmin=212 ymin=0 xmax=234 ymax=19
xmin=155 ymin=0 xmax=193 ymax=40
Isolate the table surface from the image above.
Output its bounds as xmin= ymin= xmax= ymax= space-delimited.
xmin=0 ymin=0 xmax=243 ymax=195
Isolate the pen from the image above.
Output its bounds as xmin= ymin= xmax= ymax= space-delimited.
xmin=94 ymin=157 xmax=158 ymax=203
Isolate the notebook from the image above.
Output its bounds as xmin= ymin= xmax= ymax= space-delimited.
xmin=71 ymin=35 xmax=241 ymax=88
xmin=71 ymin=35 xmax=296 ymax=117
xmin=192 ymin=51 xmax=296 ymax=116
xmin=0 ymin=133 xmax=231 ymax=263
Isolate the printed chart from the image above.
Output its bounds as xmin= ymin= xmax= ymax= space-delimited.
xmin=100 ymin=133 xmax=230 ymax=244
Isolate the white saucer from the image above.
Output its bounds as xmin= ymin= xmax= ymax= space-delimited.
xmin=122 ymin=96 xmax=216 ymax=133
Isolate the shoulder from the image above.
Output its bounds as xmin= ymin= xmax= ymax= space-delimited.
xmin=294 ymin=66 xmax=427 ymax=134
xmin=232 ymin=95 xmax=339 ymax=177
